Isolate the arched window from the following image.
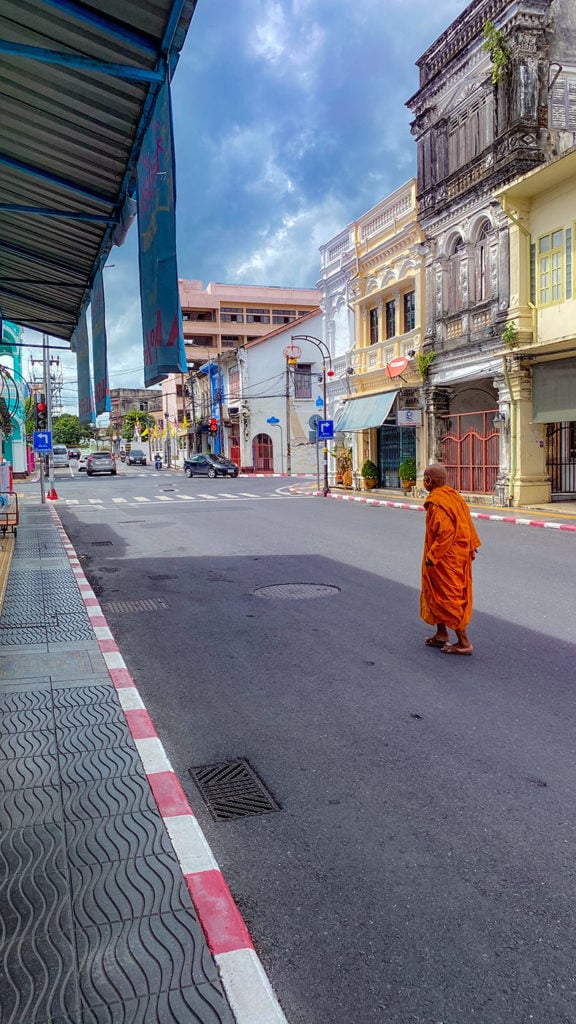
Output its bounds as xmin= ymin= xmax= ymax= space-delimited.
xmin=475 ymin=221 xmax=491 ymax=302
xmin=448 ymin=235 xmax=465 ymax=312
xmin=252 ymin=433 xmax=273 ymax=472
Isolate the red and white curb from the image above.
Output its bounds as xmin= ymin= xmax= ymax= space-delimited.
xmin=50 ymin=508 xmax=288 ymax=1024
xmin=295 ymin=489 xmax=576 ymax=532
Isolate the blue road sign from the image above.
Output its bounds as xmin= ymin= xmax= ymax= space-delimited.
xmin=266 ymin=416 xmax=280 ymax=424
xmin=315 ymin=396 xmax=324 ymax=407
xmin=317 ymin=419 xmax=334 ymax=439
xmin=33 ymin=430 xmax=52 ymax=452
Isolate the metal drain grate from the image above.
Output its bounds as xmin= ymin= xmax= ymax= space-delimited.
xmin=188 ymin=758 xmax=280 ymax=821
xmin=91 ymin=540 xmax=113 ymax=546
xmin=103 ymin=598 xmax=169 ymax=614
xmin=253 ymin=582 xmax=341 ymax=600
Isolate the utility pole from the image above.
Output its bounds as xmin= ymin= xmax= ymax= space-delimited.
xmin=188 ymin=368 xmax=197 ymax=453
xmin=282 ymin=343 xmax=301 ymax=477
xmin=43 ymin=334 xmax=54 ymax=498
xmin=217 ymin=351 xmax=224 ymax=455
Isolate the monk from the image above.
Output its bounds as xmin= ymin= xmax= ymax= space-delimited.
xmin=421 ymin=463 xmax=481 ymax=655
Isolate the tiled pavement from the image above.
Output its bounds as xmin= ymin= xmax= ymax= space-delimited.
xmin=0 ymin=499 xmax=236 ymax=1024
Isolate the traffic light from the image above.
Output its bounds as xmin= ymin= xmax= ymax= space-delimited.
xmin=209 ymin=417 xmax=218 ymax=434
xmin=35 ymin=393 xmax=48 ymax=431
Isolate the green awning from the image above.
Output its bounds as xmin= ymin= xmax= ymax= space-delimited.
xmin=532 ymin=359 xmax=576 ymax=422
xmin=335 ymin=391 xmax=397 ymax=432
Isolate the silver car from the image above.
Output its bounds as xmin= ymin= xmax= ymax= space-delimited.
xmin=86 ymin=451 xmax=117 ymax=476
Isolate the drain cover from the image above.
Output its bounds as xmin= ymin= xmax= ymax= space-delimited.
xmin=91 ymin=540 xmax=113 ymax=546
xmin=188 ymin=758 xmax=280 ymax=821
xmin=103 ymin=598 xmax=169 ymax=614
xmin=253 ymin=583 xmax=340 ymax=600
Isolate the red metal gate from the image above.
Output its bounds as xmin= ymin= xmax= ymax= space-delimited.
xmin=252 ymin=433 xmax=273 ymax=472
xmin=440 ymin=411 xmax=499 ymax=493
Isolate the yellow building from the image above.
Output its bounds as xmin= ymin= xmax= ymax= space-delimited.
xmin=495 ymin=148 xmax=576 ymax=504
xmin=338 ymin=180 xmax=426 ymax=488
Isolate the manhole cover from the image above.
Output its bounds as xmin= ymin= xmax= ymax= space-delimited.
xmin=253 ymin=583 xmax=340 ymax=600
xmin=188 ymin=758 xmax=280 ymax=821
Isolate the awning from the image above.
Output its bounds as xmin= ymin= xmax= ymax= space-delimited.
xmin=532 ymin=358 xmax=576 ymax=422
xmin=335 ymin=391 xmax=397 ymax=432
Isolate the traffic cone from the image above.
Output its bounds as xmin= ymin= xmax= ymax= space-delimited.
xmin=46 ymin=487 xmax=59 ymax=500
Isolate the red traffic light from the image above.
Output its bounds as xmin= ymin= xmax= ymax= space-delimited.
xmin=37 ymin=402 xmax=46 ymax=412
xmin=327 ymin=370 xmax=335 ymax=377
xmin=209 ymin=417 xmax=218 ymax=433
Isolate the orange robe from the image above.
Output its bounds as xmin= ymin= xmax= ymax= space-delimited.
xmin=420 ymin=485 xmax=481 ymax=631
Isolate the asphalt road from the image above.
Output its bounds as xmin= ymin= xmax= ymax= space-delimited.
xmin=57 ymin=466 xmax=576 ymax=1024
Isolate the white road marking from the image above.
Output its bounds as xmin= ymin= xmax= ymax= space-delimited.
xmin=88 ymin=498 xmax=103 ymax=504
xmin=134 ymin=496 xmax=151 ymax=502
xmin=197 ymin=493 xmax=218 ymax=500
xmin=112 ymin=497 xmax=128 ymax=503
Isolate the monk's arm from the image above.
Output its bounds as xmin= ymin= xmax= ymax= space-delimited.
xmin=425 ymin=506 xmax=457 ymax=565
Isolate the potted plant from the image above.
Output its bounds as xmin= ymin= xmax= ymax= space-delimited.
xmin=333 ymin=444 xmax=353 ymax=487
xmin=360 ymin=459 xmax=379 ymax=490
xmin=398 ymin=456 xmax=417 ymax=491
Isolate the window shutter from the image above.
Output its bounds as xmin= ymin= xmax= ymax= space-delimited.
xmin=530 ymin=243 xmax=536 ymax=305
xmin=566 ymin=228 xmax=572 ymax=300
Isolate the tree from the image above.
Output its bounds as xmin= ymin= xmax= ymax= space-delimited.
xmin=121 ymin=409 xmax=156 ymax=441
xmin=52 ymin=413 xmax=81 ymax=447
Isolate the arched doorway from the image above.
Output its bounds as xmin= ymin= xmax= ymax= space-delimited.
xmin=253 ymin=433 xmax=273 ymax=472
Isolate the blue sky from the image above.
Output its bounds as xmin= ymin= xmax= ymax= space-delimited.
xmin=47 ymin=0 xmax=465 ymax=412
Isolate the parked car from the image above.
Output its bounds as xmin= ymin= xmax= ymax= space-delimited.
xmin=52 ymin=444 xmax=69 ymax=468
xmin=183 ymin=453 xmax=239 ymax=478
xmin=86 ymin=451 xmax=116 ymax=476
xmin=126 ymin=449 xmax=147 ymax=466
xmin=77 ymin=453 xmax=88 ymax=472
xmin=67 ymin=448 xmax=81 ymax=460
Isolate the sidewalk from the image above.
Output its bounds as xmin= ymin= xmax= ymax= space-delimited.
xmin=0 ymin=492 xmax=286 ymax=1024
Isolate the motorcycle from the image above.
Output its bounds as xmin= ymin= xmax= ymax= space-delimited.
xmin=154 ymin=455 xmax=162 ymax=470
xmin=119 ymin=452 xmax=126 ymax=463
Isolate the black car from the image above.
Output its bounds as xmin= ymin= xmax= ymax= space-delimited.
xmin=126 ymin=449 xmax=147 ymax=466
xmin=183 ymin=453 xmax=239 ymax=478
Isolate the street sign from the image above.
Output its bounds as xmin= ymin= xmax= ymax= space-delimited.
xmin=33 ymin=430 xmax=52 ymax=452
xmin=308 ymin=414 xmax=321 ymax=429
xmin=315 ymin=396 xmax=324 ymax=407
xmin=317 ymin=419 xmax=334 ymax=439
xmin=267 ymin=416 xmax=280 ymax=424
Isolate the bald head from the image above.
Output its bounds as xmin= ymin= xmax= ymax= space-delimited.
xmin=424 ymin=463 xmax=447 ymax=490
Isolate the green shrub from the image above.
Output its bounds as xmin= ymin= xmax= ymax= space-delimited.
xmin=361 ymin=459 xmax=378 ymax=479
xmin=398 ymin=456 xmax=417 ymax=481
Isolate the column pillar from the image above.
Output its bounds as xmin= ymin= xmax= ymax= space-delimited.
xmin=507 ymin=359 xmax=549 ymax=505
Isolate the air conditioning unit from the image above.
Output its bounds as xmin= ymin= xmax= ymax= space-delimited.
xmin=222 ymin=405 xmax=240 ymax=420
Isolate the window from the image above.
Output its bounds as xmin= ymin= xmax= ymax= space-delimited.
xmin=385 ymin=300 xmax=396 ymax=339
xmin=448 ymin=94 xmax=493 ymax=174
xmin=246 ymin=308 xmax=270 ymax=324
xmin=272 ymin=309 xmax=297 ymax=324
xmin=369 ymin=307 xmax=379 ymax=345
xmin=229 ymin=365 xmax=240 ymax=399
xmin=403 ymin=291 xmax=415 ymax=332
xmin=475 ymin=222 xmax=491 ymax=302
xmin=448 ymin=236 xmax=465 ymax=312
xmin=539 ymin=229 xmax=564 ymax=305
xmin=189 ymin=336 xmax=215 ymax=347
xmin=294 ymin=363 xmax=311 ymax=398
xmin=221 ymin=307 xmax=244 ymax=323
xmin=184 ymin=310 xmax=215 ymax=322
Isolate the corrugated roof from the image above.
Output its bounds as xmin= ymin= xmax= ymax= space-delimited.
xmin=0 ymin=0 xmax=197 ymax=341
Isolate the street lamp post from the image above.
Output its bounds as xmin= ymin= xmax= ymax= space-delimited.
xmin=164 ymin=409 xmax=172 ymax=467
xmin=290 ymin=334 xmax=333 ymax=497
xmin=266 ymin=417 xmax=284 ymax=474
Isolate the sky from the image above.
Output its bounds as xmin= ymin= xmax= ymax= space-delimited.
xmin=25 ymin=0 xmax=466 ymax=415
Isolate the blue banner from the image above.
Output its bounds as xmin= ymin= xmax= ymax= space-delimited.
xmin=137 ymin=78 xmax=186 ymax=388
xmin=71 ymin=310 xmax=95 ymax=426
xmin=91 ymin=268 xmax=111 ymax=415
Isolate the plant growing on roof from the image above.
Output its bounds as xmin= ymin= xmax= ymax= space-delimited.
xmin=502 ymin=320 xmax=520 ymax=348
xmin=482 ymin=20 xmax=512 ymax=84
xmin=417 ymin=351 xmax=436 ymax=381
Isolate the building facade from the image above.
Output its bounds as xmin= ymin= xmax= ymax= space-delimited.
xmin=407 ymin=0 xmax=576 ymax=500
xmin=161 ymin=280 xmax=321 ymax=466
xmin=495 ymin=147 xmax=576 ymax=502
xmin=318 ymin=181 xmax=426 ymax=489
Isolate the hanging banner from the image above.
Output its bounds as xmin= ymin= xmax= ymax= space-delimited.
xmin=91 ymin=268 xmax=111 ymax=415
xmin=137 ymin=78 xmax=186 ymax=388
xmin=71 ymin=310 xmax=95 ymax=426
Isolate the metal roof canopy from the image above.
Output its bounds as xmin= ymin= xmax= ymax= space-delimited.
xmin=0 ymin=0 xmax=197 ymax=342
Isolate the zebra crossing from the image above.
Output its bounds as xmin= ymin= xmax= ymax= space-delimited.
xmin=63 ymin=491 xmax=289 ymax=508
